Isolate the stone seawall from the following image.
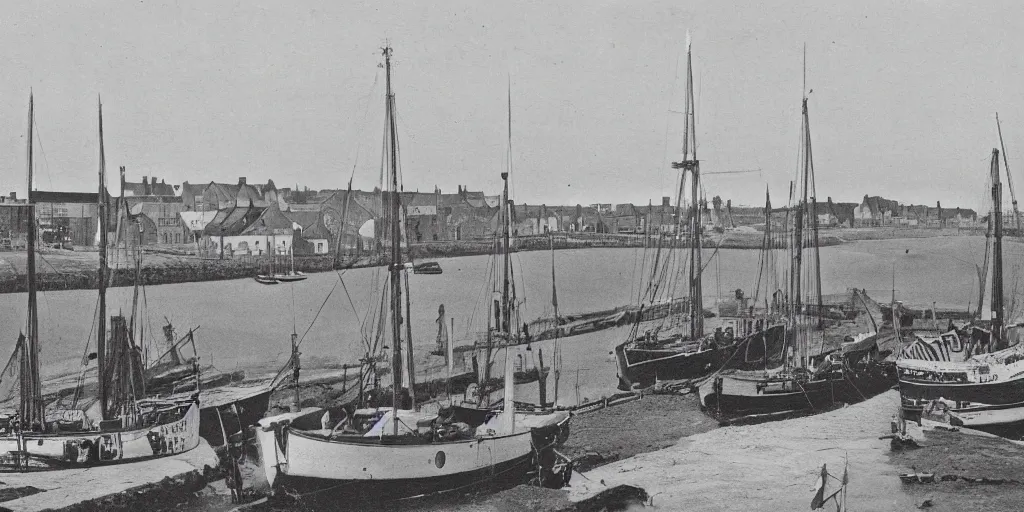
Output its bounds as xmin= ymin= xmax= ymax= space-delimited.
xmin=0 ymin=228 xmax=953 ymax=294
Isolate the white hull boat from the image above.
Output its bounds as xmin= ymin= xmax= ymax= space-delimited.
xmin=0 ymin=402 xmax=200 ymax=471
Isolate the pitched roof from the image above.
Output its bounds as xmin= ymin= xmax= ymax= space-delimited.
xmin=319 ymin=190 xmax=378 ymax=218
xmin=240 ymin=204 xmax=296 ymax=236
xmin=282 ymin=209 xmax=320 ymax=228
xmin=299 ymin=212 xmax=333 ymax=240
xmin=203 ymin=203 xmax=267 ymax=236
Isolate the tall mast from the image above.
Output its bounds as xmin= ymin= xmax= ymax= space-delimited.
xmin=23 ymin=92 xmax=43 ymax=427
xmin=996 ymin=114 xmax=1022 ymax=234
xmin=384 ymin=46 xmax=404 ymax=423
xmin=805 ymin=101 xmax=823 ymax=326
xmin=991 ymin=148 xmax=1004 ymax=350
xmin=763 ymin=187 xmax=772 ymax=314
xmin=502 ymin=174 xmax=511 ymax=330
xmin=502 ymin=83 xmax=512 ymax=339
xmin=550 ymin=234 xmax=560 ymax=406
xmin=97 ymin=96 xmax=109 ymax=420
xmin=672 ymin=33 xmax=702 ymax=340
xmin=333 ymin=176 xmax=353 ymax=267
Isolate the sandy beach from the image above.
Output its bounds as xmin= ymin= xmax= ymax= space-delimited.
xmin=568 ymin=391 xmax=919 ymax=511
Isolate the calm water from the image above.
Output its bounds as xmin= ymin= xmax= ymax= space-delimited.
xmin=0 ymin=236 xmax=1018 ymax=406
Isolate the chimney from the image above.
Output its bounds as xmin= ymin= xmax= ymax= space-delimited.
xmin=10 ymin=192 xmax=16 ymax=201
xmin=239 ymin=177 xmax=247 ymax=186
xmin=662 ymin=196 xmax=670 ymax=207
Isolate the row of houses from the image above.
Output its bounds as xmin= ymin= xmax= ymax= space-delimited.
xmin=6 ymin=169 xmax=991 ymax=256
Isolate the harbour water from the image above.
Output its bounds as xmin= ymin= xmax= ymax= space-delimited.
xmin=0 ymin=236 xmax=1014 ymax=406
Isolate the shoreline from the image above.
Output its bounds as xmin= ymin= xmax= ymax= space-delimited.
xmin=0 ymin=228 xmax=973 ymax=294
xmin=563 ymin=390 xmax=1024 ymax=512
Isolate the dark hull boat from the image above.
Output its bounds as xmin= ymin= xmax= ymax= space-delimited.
xmin=897 ymin=335 xmax=1024 ymax=428
xmin=414 ymin=261 xmax=443 ymax=275
xmin=896 ymin=147 xmax=1024 ymax=429
xmin=700 ymin=360 xmax=897 ymax=421
xmin=614 ymin=343 xmax=720 ymax=391
xmin=254 ymin=275 xmax=279 ymax=285
xmin=615 ymin=324 xmax=787 ymax=391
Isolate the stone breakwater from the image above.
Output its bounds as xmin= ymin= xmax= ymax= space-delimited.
xmin=0 ymin=255 xmax=346 ymax=294
xmin=0 ymin=227 xmax=963 ymax=294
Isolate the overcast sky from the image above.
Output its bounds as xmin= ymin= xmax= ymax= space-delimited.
xmin=0 ymin=1 xmax=1020 ymax=209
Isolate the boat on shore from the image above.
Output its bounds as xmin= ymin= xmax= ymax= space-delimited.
xmin=699 ymin=59 xmax=895 ymax=421
xmin=255 ymin=47 xmax=569 ymax=505
xmin=0 ymin=95 xmax=200 ymax=471
xmin=897 ymin=144 xmax=1024 ymax=429
xmin=613 ymin=36 xmax=748 ymax=390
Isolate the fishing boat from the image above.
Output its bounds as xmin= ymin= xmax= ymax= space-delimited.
xmin=414 ymin=261 xmax=443 ymax=275
xmin=613 ymin=36 xmax=761 ymax=390
xmin=0 ymin=95 xmax=199 ymax=471
xmin=896 ymin=143 xmax=1024 ymax=428
xmin=273 ymin=247 xmax=308 ymax=282
xmin=255 ymin=46 xmax=569 ymax=504
xmin=699 ymin=55 xmax=895 ymax=421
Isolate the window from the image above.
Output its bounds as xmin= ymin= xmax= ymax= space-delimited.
xmin=317 ymin=242 xmax=324 ymax=253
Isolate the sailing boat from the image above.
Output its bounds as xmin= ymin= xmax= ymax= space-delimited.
xmin=896 ymin=145 xmax=1024 ymax=429
xmin=613 ymin=36 xmax=770 ymax=390
xmin=273 ymin=247 xmax=307 ymax=282
xmin=699 ymin=55 xmax=895 ymax=421
xmin=255 ymin=252 xmax=280 ymax=285
xmin=0 ymin=94 xmax=199 ymax=471
xmin=254 ymin=46 xmax=569 ymax=504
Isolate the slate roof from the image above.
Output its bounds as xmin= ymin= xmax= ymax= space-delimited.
xmin=203 ymin=203 xmax=266 ymax=236
xmin=240 ymin=204 xmax=296 ymax=236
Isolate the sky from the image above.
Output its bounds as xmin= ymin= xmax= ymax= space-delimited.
xmin=0 ymin=0 xmax=1021 ymax=210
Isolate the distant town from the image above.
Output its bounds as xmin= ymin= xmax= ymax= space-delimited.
xmin=0 ymin=173 xmax=987 ymax=256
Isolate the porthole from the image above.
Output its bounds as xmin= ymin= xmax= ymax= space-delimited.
xmin=435 ymin=451 xmax=446 ymax=468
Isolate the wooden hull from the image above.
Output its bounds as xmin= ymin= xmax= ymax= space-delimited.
xmin=0 ymin=402 xmax=200 ymax=471
xmin=898 ymin=370 xmax=1024 ymax=428
xmin=898 ymin=373 xmax=1024 ymax=406
xmin=702 ymin=363 xmax=896 ymax=419
xmin=257 ymin=408 xmax=567 ymax=503
xmin=254 ymin=275 xmax=279 ymax=285
xmin=614 ymin=324 xmax=788 ymax=391
xmin=272 ymin=450 xmax=533 ymax=503
xmin=615 ymin=345 xmax=722 ymax=390
xmin=273 ymin=274 xmax=307 ymax=282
